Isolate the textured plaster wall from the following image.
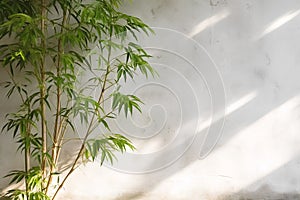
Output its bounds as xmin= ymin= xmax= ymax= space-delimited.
xmin=2 ymin=0 xmax=300 ymax=199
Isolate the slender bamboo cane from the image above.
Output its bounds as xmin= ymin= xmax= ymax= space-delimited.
xmin=40 ymin=0 xmax=48 ymax=184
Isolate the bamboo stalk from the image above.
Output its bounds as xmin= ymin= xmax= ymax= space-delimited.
xmin=45 ymin=9 xmax=68 ymax=194
xmin=40 ymin=0 xmax=47 ymax=185
xmin=25 ymin=117 xmax=31 ymax=199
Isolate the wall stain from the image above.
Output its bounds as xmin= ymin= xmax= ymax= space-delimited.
xmin=210 ymin=0 xmax=227 ymax=7
xmin=265 ymin=53 xmax=271 ymax=66
xmin=151 ymin=8 xmax=155 ymax=16
xmin=254 ymin=68 xmax=266 ymax=81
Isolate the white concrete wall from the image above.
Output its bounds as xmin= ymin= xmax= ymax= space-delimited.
xmin=2 ymin=0 xmax=300 ymax=199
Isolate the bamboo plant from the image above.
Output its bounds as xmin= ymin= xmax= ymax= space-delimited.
xmin=0 ymin=0 xmax=155 ymax=199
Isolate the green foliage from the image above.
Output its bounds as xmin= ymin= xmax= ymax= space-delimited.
xmin=84 ymin=134 xmax=135 ymax=165
xmin=0 ymin=0 xmax=155 ymax=199
xmin=112 ymin=90 xmax=143 ymax=117
xmin=4 ymin=167 xmax=50 ymax=200
xmin=5 ymin=189 xmax=50 ymax=200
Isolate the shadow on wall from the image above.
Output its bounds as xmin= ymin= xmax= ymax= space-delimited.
xmin=222 ymin=187 xmax=300 ymax=200
xmin=107 ymin=91 xmax=300 ymax=200
xmin=221 ymin=153 xmax=300 ymax=200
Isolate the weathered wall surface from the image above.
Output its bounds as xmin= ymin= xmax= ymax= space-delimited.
xmin=2 ymin=0 xmax=300 ymax=199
